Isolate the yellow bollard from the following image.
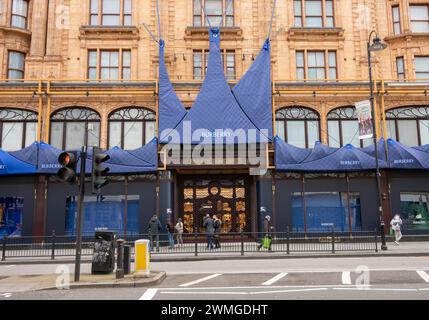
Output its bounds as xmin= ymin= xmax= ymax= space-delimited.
xmin=135 ymin=239 xmax=150 ymax=276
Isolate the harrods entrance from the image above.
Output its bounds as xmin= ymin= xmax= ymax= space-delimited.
xmin=177 ymin=175 xmax=252 ymax=234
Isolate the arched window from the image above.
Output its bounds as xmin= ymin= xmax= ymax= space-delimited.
xmin=385 ymin=106 xmax=429 ymax=146
xmin=0 ymin=109 xmax=37 ymax=151
xmin=276 ymin=107 xmax=320 ymax=148
xmin=108 ymin=107 xmax=156 ymax=149
xmin=50 ymin=108 xmax=100 ymax=150
xmin=327 ymin=106 xmax=372 ymax=148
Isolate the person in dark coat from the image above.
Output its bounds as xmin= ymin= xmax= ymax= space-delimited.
xmin=166 ymin=220 xmax=175 ymax=249
xmin=213 ymin=215 xmax=222 ymax=249
xmin=147 ymin=214 xmax=162 ymax=251
xmin=258 ymin=215 xmax=273 ymax=251
xmin=203 ymin=214 xmax=214 ymax=250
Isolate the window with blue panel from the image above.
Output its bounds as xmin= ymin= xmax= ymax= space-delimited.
xmin=291 ymin=192 xmax=362 ymax=232
xmin=65 ymin=195 xmax=140 ymax=236
xmin=0 ymin=197 xmax=23 ymax=237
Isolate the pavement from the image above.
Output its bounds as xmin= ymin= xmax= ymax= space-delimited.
xmin=1 ymin=255 xmax=429 ymax=300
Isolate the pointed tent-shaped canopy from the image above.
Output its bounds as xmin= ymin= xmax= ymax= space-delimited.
xmin=102 ymin=139 xmax=157 ymax=174
xmin=158 ymin=40 xmax=187 ymax=142
xmin=37 ymin=142 xmax=63 ymax=174
xmin=360 ymin=138 xmax=388 ymax=163
xmin=289 ymin=144 xmax=386 ymax=172
xmin=0 ymin=148 xmax=36 ymax=176
xmin=387 ymin=139 xmax=429 ymax=169
xmin=302 ymin=141 xmax=337 ymax=163
xmin=274 ymin=137 xmax=311 ymax=170
xmin=159 ymin=29 xmax=270 ymax=144
xmin=9 ymin=141 xmax=39 ymax=166
xmin=232 ymin=38 xmax=273 ymax=141
xmin=126 ymin=137 xmax=158 ymax=168
xmin=414 ymin=144 xmax=429 ymax=153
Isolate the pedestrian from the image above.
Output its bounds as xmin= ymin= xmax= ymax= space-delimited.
xmin=175 ymin=218 xmax=184 ymax=246
xmin=258 ymin=215 xmax=273 ymax=251
xmin=213 ymin=215 xmax=222 ymax=249
xmin=147 ymin=214 xmax=162 ymax=251
xmin=166 ymin=220 xmax=175 ymax=249
xmin=390 ymin=214 xmax=403 ymax=245
xmin=203 ymin=214 xmax=214 ymax=250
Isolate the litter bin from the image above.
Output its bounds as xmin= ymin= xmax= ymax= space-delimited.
xmin=91 ymin=230 xmax=117 ymax=274
xmin=123 ymin=244 xmax=131 ymax=275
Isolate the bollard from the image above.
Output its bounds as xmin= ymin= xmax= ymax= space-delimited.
xmin=123 ymin=244 xmax=131 ymax=275
xmin=374 ymin=229 xmax=378 ymax=253
xmin=51 ymin=230 xmax=56 ymax=260
xmin=135 ymin=239 xmax=150 ymax=276
xmin=116 ymin=239 xmax=125 ymax=279
xmin=1 ymin=236 xmax=6 ymax=261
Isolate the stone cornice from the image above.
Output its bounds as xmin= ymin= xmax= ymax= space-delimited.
xmin=287 ymin=27 xmax=345 ymax=42
xmin=0 ymin=26 xmax=32 ymax=42
xmin=79 ymin=25 xmax=140 ymax=41
xmin=184 ymin=26 xmax=243 ymax=41
xmin=384 ymin=32 xmax=429 ymax=44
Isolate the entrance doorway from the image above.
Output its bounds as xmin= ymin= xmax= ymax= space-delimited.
xmin=178 ymin=175 xmax=251 ymax=234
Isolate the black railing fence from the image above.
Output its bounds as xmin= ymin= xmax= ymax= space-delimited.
xmin=1 ymin=229 xmax=378 ymax=261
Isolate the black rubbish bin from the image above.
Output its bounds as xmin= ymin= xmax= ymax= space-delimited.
xmin=123 ymin=244 xmax=131 ymax=275
xmin=91 ymin=230 xmax=117 ymax=274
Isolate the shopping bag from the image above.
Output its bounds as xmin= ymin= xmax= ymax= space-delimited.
xmin=262 ymin=236 xmax=272 ymax=249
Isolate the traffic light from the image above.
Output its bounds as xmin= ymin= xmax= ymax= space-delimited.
xmin=92 ymin=146 xmax=110 ymax=193
xmin=57 ymin=151 xmax=78 ymax=183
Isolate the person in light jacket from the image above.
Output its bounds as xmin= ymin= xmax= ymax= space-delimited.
xmin=390 ymin=214 xmax=403 ymax=245
xmin=175 ymin=218 xmax=184 ymax=246
xmin=258 ymin=215 xmax=273 ymax=251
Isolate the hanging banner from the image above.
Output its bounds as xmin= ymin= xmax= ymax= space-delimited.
xmin=355 ymin=100 xmax=373 ymax=140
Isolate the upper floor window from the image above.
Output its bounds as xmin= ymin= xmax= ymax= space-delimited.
xmin=392 ymin=5 xmax=401 ymax=35
xmin=90 ymin=0 xmax=132 ymax=26
xmin=294 ymin=0 xmax=334 ymax=28
xmin=386 ymin=106 xmax=429 ymax=146
xmin=193 ymin=49 xmax=235 ymax=80
xmin=193 ymin=0 xmax=234 ymax=27
xmin=108 ymin=107 xmax=156 ymax=150
xmin=11 ymin=0 xmax=29 ymax=29
xmin=50 ymin=108 xmax=101 ymax=150
xmin=0 ymin=109 xmax=37 ymax=151
xmin=296 ymin=50 xmax=337 ymax=81
xmin=327 ymin=107 xmax=371 ymax=148
xmin=414 ymin=56 xmax=429 ymax=80
xmin=7 ymin=51 xmax=25 ymax=80
xmin=276 ymin=107 xmax=320 ymax=148
xmin=410 ymin=4 xmax=429 ymax=33
xmin=396 ymin=56 xmax=405 ymax=80
xmin=88 ymin=49 xmax=131 ymax=80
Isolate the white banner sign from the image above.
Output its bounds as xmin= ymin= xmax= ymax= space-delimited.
xmin=355 ymin=100 xmax=373 ymax=140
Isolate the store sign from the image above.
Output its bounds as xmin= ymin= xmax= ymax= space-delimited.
xmin=355 ymin=100 xmax=373 ymax=140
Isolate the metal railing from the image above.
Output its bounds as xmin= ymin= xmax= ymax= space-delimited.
xmin=1 ymin=229 xmax=378 ymax=261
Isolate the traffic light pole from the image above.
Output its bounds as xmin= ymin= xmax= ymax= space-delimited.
xmin=74 ymin=146 xmax=87 ymax=282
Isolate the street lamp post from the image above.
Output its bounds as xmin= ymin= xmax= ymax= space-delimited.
xmin=367 ymin=30 xmax=388 ymax=250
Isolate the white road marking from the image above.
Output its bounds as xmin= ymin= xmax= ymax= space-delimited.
xmin=342 ymin=271 xmax=352 ymax=285
xmin=162 ymin=291 xmax=249 ymax=295
xmin=160 ymin=284 xmax=360 ymax=291
xmin=139 ymin=288 xmax=158 ymax=300
xmin=251 ymin=288 xmax=328 ymax=295
xmin=3 ymin=265 xmax=15 ymax=269
xmin=0 ymin=293 xmax=12 ymax=298
xmin=179 ymin=273 xmax=222 ymax=287
xmin=262 ymin=272 xmax=288 ymax=286
xmin=416 ymin=270 xmax=429 ymax=283
xmin=333 ymin=287 xmax=417 ymax=292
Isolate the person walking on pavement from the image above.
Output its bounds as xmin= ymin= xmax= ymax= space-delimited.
xmin=166 ymin=220 xmax=175 ymax=249
xmin=213 ymin=215 xmax=222 ymax=249
xmin=390 ymin=214 xmax=403 ymax=245
xmin=175 ymin=218 xmax=184 ymax=246
xmin=203 ymin=214 xmax=214 ymax=250
xmin=258 ymin=215 xmax=273 ymax=251
xmin=147 ymin=214 xmax=162 ymax=251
